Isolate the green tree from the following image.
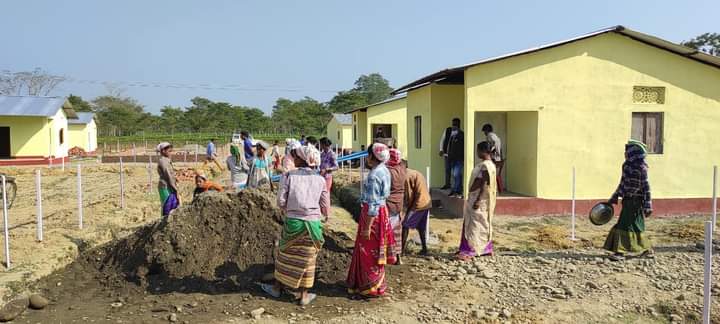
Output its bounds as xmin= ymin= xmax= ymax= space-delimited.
xmin=92 ymin=95 xmax=148 ymax=136
xmin=326 ymin=73 xmax=393 ymax=113
xmin=159 ymin=106 xmax=185 ymax=133
xmin=272 ymin=97 xmax=331 ymax=134
xmin=682 ymin=33 xmax=720 ymax=56
xmin=67 ymin=94 xmax=93 ymax=112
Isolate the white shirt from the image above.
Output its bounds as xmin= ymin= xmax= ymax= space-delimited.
xmin=487 ymin=132 xmax=503 ymax=162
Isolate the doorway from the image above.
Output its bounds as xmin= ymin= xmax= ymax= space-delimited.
xmin=0 ymin=127 xmax=10 ymax=159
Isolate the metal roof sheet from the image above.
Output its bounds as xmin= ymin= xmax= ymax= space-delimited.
xmin=348 ymin=94 xmax=407 ymax=113
xmin=68 ymin=112 xmax=95 ymax=125
xmin=0 ymin=95 xmax=76 ymax=118
xmin=332 ymin=113 xmax=352 ymax=125
xmin=392 ymin=25 xmax=720 ymax=94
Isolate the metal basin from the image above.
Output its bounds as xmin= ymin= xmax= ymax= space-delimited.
xmin=589 ymin=202 xmax=614 ymax=226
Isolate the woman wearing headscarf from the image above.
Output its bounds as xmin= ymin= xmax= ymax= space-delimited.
xmin=604 ymin=140 xmax=654 ymax=261
xmin=385 ymin=148 xmax=406 ymax=264
xmin=347 ymin=143 xmax=396 ymax=298
xmin=457 ymin=141 xmax=497 ymax=261
xmin=227 ymin=144 xmax=249 ymax=190
xmin=156 ymin=142 xmax=180 ymax=217
xmin=261 ymin=145 xmax=329 ymax=306
xmin=247 ymin=140 xmax=274 ymax=190
xmin=282 ymin=139 xmax=301 ymax=173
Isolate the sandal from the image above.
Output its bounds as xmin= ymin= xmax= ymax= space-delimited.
xmin=259 ymin=283 xmax=281 ymax=298
xmin=608 ymin=254 xmax=625 ymax=262
xmin=640 ymin=250 xmax=655 ymax=259
xmin=299 ymin=293 xmax=317 ymax=306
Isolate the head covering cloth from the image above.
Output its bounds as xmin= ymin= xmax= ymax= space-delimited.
xmin=293 ymin=145 xmax=321 ymax=167
xmin=156 ymin=142 xmax=172 ymax=152
xmin=371 ymin=143 xmax=390 ymax=162
xmin=387 ymin=148 xmax=402 ymax=167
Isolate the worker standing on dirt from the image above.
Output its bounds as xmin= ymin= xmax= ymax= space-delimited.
xmin=247 ymin=140 xmax=274 ymax=190
xmin=227 ymin=144 xmax=249 ymax=190
xmin=604 ymin=140 xmax=654 ymax=261
xmin=270 ymin=140 xmax=282 ymax=171
xmin=241 ymin=131 xmax=254 ymax=161
xmin=347 ymin=143 xmax=396 ymax=298
xmin=319 ymin=137 xmax=338 ymax=193
xmin=457 ymin=141 xmax=497 ymax=261
xmin=282 ymin=139 xmax=301 ymax=173
xmin=262 ymin=145 xmax=328 ymax=306
xmin=193 ymin=173 xmax=224 ymax=199
xmin=401 ymin=159 xmax=432 ymax=256
xmin=386 ymin=148 xmax=406 ymax=265
xmin=157 ymin=142 xmax=180 ymax=217
xmin=203 ymin=139 xmax=224 ymax=171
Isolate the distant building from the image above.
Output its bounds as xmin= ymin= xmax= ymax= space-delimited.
xmin=350 ymin=95 xmax=407 ymax=153
xmin=0 ymin=95 xmax=78 ymax=165
xmin=325 ymin=114 xmax=352 ymax=150
xmin=68 ymin=112 xmax=98 ymax=153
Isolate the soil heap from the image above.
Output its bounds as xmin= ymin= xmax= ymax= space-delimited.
xmin=73 ymin=189 xmax=352 ymax=294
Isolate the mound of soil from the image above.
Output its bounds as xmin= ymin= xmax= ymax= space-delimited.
xmin=68 ymin=189 xmax=352 ymax=294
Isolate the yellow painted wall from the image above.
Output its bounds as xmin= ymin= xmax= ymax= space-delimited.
xmin=406 ymin=84 xmax=464 ymax=187
xmin=464 ymin=32 xmax=720 ymax=199
xmin=351 ymin=111 xmax=367 ymax=151
xmin=50 ymin=108 xmax=69 ymax=158
xmin=406 ymin=87 xmax=432 ymax=175
xmin=326 ymin=118 xmax=352 ymax=150
xmin=366 ymin=98 xmax=408 ymax=155
xmin=0 ymin=116 xmax=49 ymax=157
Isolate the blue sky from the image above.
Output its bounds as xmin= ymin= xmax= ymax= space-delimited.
xmin=1 ymin=0 xmax=717 ymax=114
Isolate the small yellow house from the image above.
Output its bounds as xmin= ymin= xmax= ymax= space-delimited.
xmin=68 ymin=112 xmax=98 ymax=153
xmin=325 ymin=114 xmax=352 ymax=150
xmin=350 ymin=95 xmax=408 ymax=154
xmin=0 ymin=95 xmax=78 ymax=165
xmin=392 ymin=26 xmax=720 ymax=211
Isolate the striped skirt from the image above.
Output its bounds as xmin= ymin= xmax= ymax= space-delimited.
xmin=274 ymin=233 xmax=321 ymax=289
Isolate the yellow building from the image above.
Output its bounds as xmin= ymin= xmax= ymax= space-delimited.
xmin=393 ymin=26 xmax=720 ymax=206
xmin=0 ymin=96 xmax=78 ymax=164
xmin=350 ymin=95 xmax=408 ymax=154
xmin=325 ymin=114 xmax=352 ymax=150
xmin=68 ymin=112 xmax=98 ymax=153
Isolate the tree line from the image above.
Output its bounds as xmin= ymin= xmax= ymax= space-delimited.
xmin=63 ymin=73 xmax=393 ymax=137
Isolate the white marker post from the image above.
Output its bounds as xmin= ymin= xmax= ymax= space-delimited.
xmin=426 ymin=165 xmax=431 ymax=243
xmin=147 ymin=160 xmax=153 ymax=194
xmin=119 ymin=158 xmax=125 ymax=209
xmin=359 ymin=158 xmax=365 ymax=193
xmin=132 ymin=143 xmax=137 ymax=163
xmin=35 ymin=170 xmax=43 ymax=242
xmin=2 ymin=175 xmax=10 ymax=269
xmin=77 ymin=164 xmax=83 ymax=229
xmin=116 ymin=140 xmax=120 ymax=153
xmin=61 ymin=155 xmax=65 ymax=171
xmin=702 ymin=221 xmax=713 ymax=324
xmin=712 ymin=166 xmax=717 ymax=232
xmin=195 ymin=144 xmax=199 ymax=163
xmin=570 ymin=166 xmax=577 ymax=241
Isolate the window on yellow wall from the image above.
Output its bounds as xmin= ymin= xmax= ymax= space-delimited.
xmin=59 ymin=129 xmax=64 ymax=145
xmin=337 ymin=130 xmax=340 ymax=142
xmin=353 ymin=125 xmax=357 ymax=141
xmin=631 ymin=112 xmax=663 ymax=153
xmin=414 ymin=116 xmax=422 ymax=149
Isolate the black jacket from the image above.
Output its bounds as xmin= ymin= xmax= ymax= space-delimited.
xmin=442 ymin=127 xmax=464 ymax=162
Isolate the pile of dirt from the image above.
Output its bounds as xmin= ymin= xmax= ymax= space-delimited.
xmin=69 ymin=189 xmax=353 ymax=294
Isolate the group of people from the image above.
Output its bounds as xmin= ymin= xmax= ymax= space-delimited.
xmin=152 ymin=124 xmax=655 ymax=305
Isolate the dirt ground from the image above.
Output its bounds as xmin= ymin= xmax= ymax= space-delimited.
xmin=0 ymin=166 xmax=718 ymax=323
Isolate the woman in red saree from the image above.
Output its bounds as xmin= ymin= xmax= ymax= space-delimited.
xmin=347 ymin=143 xmax=396 ymax=297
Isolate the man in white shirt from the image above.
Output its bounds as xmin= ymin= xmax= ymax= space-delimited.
xmin=482 ymin=124 xmax=504 ymax=193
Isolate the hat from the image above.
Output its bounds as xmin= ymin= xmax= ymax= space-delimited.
xmin=156 ymin=142 xmax=172 ymax=152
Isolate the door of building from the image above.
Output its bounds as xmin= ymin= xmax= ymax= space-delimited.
xmin=0 ymin=127 xmax=10 ymax=159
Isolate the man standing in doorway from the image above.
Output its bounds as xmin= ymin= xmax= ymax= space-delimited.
xmin=440 ymin=118 xmax=464 ymax=198
xmin=482 ymin=124 xmax=504 ymax=193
